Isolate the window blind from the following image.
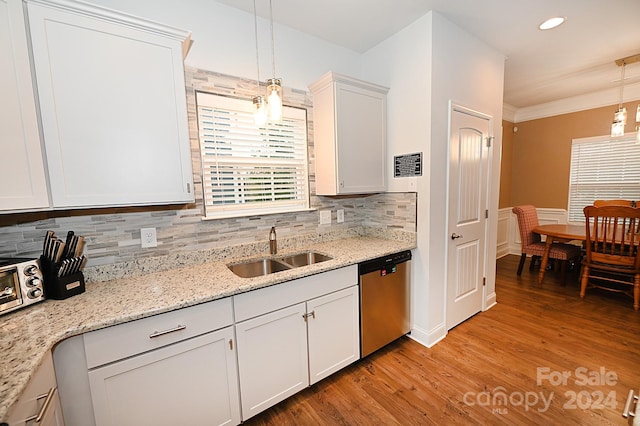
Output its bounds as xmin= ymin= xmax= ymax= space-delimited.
xmin=567 ymin=134 xmax=640 ymax=222
xmin=196 ymin=92 xmax=309 ymax=218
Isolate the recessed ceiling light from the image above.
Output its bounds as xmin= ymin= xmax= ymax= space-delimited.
xmin=539 ymin=16 xmax=565 ymax=30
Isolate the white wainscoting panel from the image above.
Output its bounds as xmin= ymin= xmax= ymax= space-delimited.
xmin=496 ymin=209 xmax=511 ymax=258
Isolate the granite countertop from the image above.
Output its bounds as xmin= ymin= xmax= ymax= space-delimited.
xmin=0 ymin=236 xmax=415 ymax=420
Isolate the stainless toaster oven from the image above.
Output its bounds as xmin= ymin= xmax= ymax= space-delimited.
xmin=0 ymin=257 xmax=45 ymax=316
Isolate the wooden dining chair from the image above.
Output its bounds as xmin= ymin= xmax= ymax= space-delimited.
xmin=580 ymin=205 xmax=640 ymax=310
xmin=512 ymin=205 xmax=582 ymax=279
xmin=593 ymin=199 xmax=634 ymax=207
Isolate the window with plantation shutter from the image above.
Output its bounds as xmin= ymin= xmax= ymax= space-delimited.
xmin=567 ymin=134 xmax=640 ymax=222
xmin=196 ymin=91 xmax=310 ymax=219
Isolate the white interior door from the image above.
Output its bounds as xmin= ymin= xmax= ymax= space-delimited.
xmin=446 ymin=104 xmax=490 ymax=329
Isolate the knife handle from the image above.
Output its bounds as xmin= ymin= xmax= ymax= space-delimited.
xmin=75 ymin=237 xmax=86 ymax=257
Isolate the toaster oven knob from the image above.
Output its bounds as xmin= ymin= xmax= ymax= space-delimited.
xmin=27 ymin=277 xmax=42 ymax=287
xmin=28 ymin=288 xmax=42 ymax=299
xmin=24 ymin=265 xmax=39 ymax=276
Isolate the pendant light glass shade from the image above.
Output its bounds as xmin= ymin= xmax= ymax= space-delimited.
xmin=253 ymin=95 xmax=267 ymax=126
xmin=611 ymin=63 xmax=626 ymax=137
xmin=636 ymin=104 xmax=640 ymax=123
xmin=266 ymin=78 xmax=282 ymax=121
xmin=614 ymin=107 xmax=627 ymax=125
xmin=611 ymin=120 xmax=624 ymax=137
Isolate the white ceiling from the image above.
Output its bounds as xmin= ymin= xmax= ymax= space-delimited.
xmin=215 ymin=0 xmax=640 ymax=109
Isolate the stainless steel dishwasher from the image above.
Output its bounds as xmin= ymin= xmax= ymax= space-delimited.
xmin=359 ymin=250 xmax=411 ymax=357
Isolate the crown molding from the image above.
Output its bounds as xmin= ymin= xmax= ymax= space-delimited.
xmin=25 ymin=0 xmax=192 ymax=56
xmin=506 ymin=81 xmax=640 ymax=123
xmin=502 ymin=103 xmax=517 ymax=122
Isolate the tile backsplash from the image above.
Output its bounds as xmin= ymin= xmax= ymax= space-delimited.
xmin=0 ymin=67 xmax=416 ymax=275
xmin=0 ymin=193 xmax=416 ymax=267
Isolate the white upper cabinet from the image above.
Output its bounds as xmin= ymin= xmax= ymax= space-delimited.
xmin=309 ymin=72 xmax=389 ymax=195
xmin=0 ymin=0 xmax=50 ymax=212
xmin=25 ymin=0 xmax=194 ymax=208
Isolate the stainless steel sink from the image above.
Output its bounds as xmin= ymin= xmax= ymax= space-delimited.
xmin=278 ymin=251 xmax=332 ymax=267
xmin=227 ymin=258 xmax=291 ymax=278
xmin=227 ymin=251 xmax=333 ymax=278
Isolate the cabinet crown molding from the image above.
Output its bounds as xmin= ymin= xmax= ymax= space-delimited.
xmin=309 ymin=71 xmax=389 ymax=95
xmin=24 ymin=0 xmax=192 ymax=56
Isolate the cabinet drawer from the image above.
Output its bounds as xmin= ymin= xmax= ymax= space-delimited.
xmin=84 ymin=298 xmax=232 ymax=369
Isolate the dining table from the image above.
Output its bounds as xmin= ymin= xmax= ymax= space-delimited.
xmin=532 ymin=224 xmax=585 ymax=284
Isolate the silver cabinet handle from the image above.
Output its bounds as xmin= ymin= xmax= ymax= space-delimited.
xmin=149 ymin=324 xmax=186 ymax=339
xmin=451 ymin=233 xmax=463 ymax=240
xmin=623 ymin=389 xmax=638 ymax=419
xmin=302 ymin=311 xmax=315 ymax=321
xmin=24 ymin=386 xmax=56 ymax=423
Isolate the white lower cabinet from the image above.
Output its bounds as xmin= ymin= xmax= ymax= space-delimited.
xmin=6 ymin=351 xmax=65 ymax=426
xmin=307 ymin=287 xmax=360 ymax=385
xmin=235 ymin=303 xmax=309 ymax=419
xmin=88 ymin=327 xmax=240 ymax=426
xmin=49 ymin=266 xmax=360 ymax=425
xmin=234 ymin=268 xmax=360 ymax=421
xmin=74 ymin=298 xmax=240 ymax=426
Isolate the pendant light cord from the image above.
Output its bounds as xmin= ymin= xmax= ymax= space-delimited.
xmin=618 ymin=63 xmax=626 ymax=109
xmin=269 ymin=0 xmax=276 ymax=79
xmin=253 ymin=0 xmax=261 ymax=90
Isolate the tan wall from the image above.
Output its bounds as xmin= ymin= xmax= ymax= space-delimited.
xmin=499 ymin=120 xmax=514 ymax=208
xmin=502 ymin=100 xmax=639 ymax=209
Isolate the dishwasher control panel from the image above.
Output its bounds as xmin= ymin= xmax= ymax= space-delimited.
xmin=358 ymin=250 xmax=412 ymax=276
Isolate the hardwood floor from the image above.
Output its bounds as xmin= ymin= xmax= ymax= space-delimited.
xmin=244 ymin=255 xmax=640 ymax=425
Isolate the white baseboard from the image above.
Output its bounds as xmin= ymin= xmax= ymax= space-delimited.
xmin=484 ymin=292 xmax=497 ymax=310
xmin=409 ymin=324 xmax=447 ymax=348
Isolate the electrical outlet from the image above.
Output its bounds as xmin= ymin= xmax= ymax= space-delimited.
xmin=319 ymin=210 xmax=332 ymax=225
xmin=141 ymin=227 xmax=157 ymax=248
xmin=337 ymin=209 xmax=345 ymax=223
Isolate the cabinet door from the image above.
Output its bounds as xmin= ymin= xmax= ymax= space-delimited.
xmin=335 ymin=83 xmax=386 ymax=194
xmin=5 ymin=351 xmax=64 ymax=426
xmin=25 ymin=0 xmax=193 ymax=208
xmin=235 ymin=303 xmax=309 ymax=421
xmin=307 ymin=286 xmax=360 ymax=384
xmin=88 ymin=327 xmax=240 ymax=426
xmin=0 ymin=0 xmax=49 ymax=212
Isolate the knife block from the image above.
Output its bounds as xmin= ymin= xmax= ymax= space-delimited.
xmin=40 ymin=256 xmax=85 ymax=300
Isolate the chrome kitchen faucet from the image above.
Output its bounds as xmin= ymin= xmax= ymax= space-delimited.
xmin=269 ymin=226 xmax=277 ymax=255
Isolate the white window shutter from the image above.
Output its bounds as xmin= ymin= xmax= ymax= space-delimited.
xmin=568 ymin=135 xmax=640 ymax=222
xmin=196 ymin=92 xmax=309 ymax=219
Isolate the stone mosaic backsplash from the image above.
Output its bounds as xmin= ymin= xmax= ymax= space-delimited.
xmin=0 ymin=68 xmax=416 ymax=278
xmin=0 ymin=192 xmax=415 ymax=272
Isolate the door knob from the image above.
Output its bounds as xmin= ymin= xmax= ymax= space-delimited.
xmin=451 ymin=233 xmax=463 ymax=240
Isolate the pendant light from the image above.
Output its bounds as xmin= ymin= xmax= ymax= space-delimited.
xmin=252 ymin=0 xmax=266 ymax=126
xmin=266 ymin=0 xmax=282 ymax=121
xmin=636 ymin=104 xmax=640 ymax=145
xmin=635 ymin=64 xmax=640 ymax=144
xmin=636 ymin=105 xmax=640 ymax=144
xmin=611 ymin=62 xmax=626 ymax=137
